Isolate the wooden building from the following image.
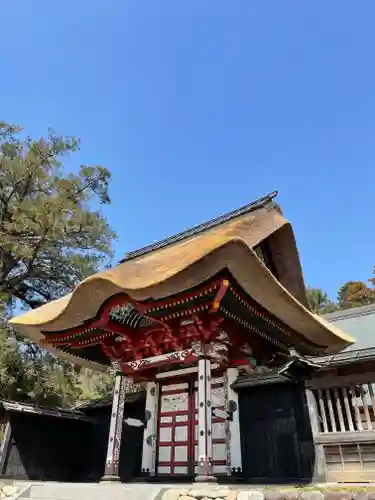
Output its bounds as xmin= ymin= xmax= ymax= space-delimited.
xmin=305 ymin=306 xmax=375 ymax=483
xmin=8 ymin=191 xmax=355 ymax=484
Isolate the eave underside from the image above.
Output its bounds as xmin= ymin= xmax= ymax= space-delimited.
xmin=9 ymin=205 xmax=354 ymax=368
xmin=39 ymin=274 xmax=332 ymax=369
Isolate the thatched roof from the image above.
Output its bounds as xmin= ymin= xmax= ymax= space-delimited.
xmin=9 ymin=192 xmax=354 ymax=369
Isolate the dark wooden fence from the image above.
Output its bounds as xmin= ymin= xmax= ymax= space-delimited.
xmin=0 ymin=398 xmax=145 ymax=482
xmin=2 ymin=412 xmax=93 ymax=481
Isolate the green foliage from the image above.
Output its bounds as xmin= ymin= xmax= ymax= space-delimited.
xmin=0 ymin=120 xmax=117 ymax=407
xmin=305 ymin=287 xmax=338 ymax=315
xmin=337 ymin=280 xmax=375 ymax=310
xmin=0 ymin=121 xmax=116 ymax=309
xmin=0 ymin=302 xmax=115 ymax=406
xmin=76 ymin=369 xmax=115 ymax=402
xmin=0 ymin=309 xmax=81 ymax=407
xmin=307 ymin=270 xmax=375 ymax=315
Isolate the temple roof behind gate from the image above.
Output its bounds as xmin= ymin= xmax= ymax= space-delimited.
xmin=9 ymin=191 xmax=355 ymax=369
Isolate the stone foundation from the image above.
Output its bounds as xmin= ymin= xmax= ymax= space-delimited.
xmin=0 ymin=484 xmax=19 ymax=499
xmin=162 ymin=486 xmax=375 ymax=500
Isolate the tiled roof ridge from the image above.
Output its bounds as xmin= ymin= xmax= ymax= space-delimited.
xmin=0 ymin=399 xmax=92 ymax=421
xmin=322 ymin=302 xmax=375 ymax=322
xmin=121 ymin=190 xmax=278 ymax=263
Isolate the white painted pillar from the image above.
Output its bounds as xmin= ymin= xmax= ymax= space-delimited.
xmin=141 ymin=381 xmax=159 ymax=476
xmin=226 ymin=367 xmax=242 ymax=475
xmin=196 ymin=358 xmax=215 ymax=481
xmin=102 ymin=374 xmax=128 ymax=481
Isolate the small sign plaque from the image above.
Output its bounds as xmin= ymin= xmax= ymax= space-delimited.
xmin=124 ymin=417 xmax=144 ymax=427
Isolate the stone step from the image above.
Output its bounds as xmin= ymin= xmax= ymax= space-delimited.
xmin=24 ymin=483 xmax=166 ymax=500
xmin=21 ymin=497 xmax=66 ymax=500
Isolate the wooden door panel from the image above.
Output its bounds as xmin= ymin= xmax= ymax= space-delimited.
xmin=272 ymin=417 xmax=300 ymax=479
xmin=239 ymin=383 xmax=313 ymax=482
xmin=245 ymin=418 xmax=275 ymax=478
xmin=157 ymin=373 xmax=228 ymax=476
xmin=157 ymin=382 xmax=191 ymax=475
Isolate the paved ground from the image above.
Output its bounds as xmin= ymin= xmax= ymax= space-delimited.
xmin=7 ymin=481 xmax=375 ymax=500
xmin=15 ymin=482 xmax=184 ymax=500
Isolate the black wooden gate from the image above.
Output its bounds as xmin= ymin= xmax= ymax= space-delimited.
xmin=239 ymin=382 xmax=315 ymax=483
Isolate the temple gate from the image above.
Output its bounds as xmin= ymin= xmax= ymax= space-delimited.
xmin=9 ymin=191 xmax=354 ymax=482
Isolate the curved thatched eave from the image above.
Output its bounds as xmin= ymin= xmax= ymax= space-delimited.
xmin=9 ymin=205 xmax=355 ymax=369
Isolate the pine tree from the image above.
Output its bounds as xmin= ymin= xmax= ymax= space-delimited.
xmin=0 ymin=120 xmax=117 ymax=406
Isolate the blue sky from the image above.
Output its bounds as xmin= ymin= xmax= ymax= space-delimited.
xmin=1 ymin=1 xmax=375 ymax=300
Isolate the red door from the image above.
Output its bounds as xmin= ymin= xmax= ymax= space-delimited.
xmin=157 ymin=379 xmax=195 ymax=475
xmin=156 ymin=374 xmax=228 ymax=476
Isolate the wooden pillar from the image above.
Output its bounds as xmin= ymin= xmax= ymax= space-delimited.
xmin=226 ymin=368 xmax=242 ymax=475
xmin=196 ymin=358 xmax=216 ymax=482
xmin=0 ymin=418 xmax=11 ymax=475
xmin=101 ymin=374 xmax=128 ymax=482
xmin=141 ymin=381 xmax=159 ymax=476
xmin=305 ymin=387 xmax=327 ymax=481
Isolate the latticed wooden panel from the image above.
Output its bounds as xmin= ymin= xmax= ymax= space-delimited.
xmin=324 ymin=443 xmax=375 ymax=481
xmin=314 ymin=383 xmax=375 ymax=433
